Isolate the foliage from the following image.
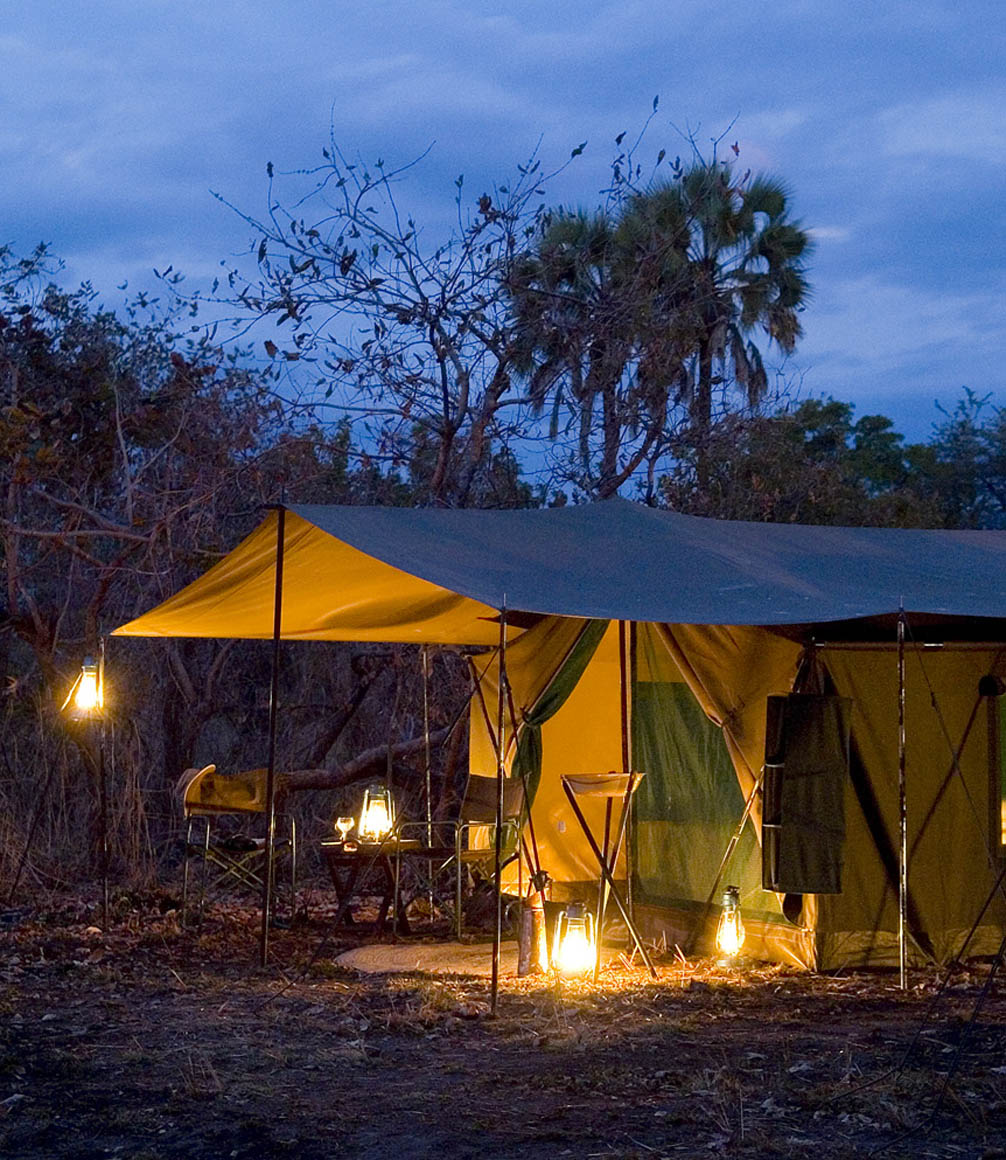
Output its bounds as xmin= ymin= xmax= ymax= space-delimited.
xmin=657 ymin=394 xmax=1006 ymax=528
xmin=0 ymin=245 xmax=470 ymax=889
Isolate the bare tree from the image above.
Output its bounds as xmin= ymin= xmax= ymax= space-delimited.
xmin=205 ymin=139 xmax=572 ymax=507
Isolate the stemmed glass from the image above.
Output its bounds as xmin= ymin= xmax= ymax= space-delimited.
xmin=335 ymin=816 xmax=354 ymax=844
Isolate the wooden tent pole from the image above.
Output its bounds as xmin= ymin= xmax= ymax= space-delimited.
xmin=422 ymin=646 xmax=434 ymax=918
xmin=594 ymin=620 xmax=632 ymax=980
xmin=260 ymin=505 xmax=286 ymax=968
xmin=98 ymin=636 xmax=109 ymax=931
xmin=491 ymin=602 xmax=508 ymax=1016
xmin=626 ymin=622 xmax=636 ymax=918
xmin=898 ymin=604 xmax=908 ymax=990
xmin=422 ymin=646 xmax=433 ymax=846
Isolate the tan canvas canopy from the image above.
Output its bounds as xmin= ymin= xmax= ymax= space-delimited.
xmin=114 ymin=500 xmax=1006 ymax=973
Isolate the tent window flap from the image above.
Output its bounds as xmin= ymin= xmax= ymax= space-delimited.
xmin=763 ymin=694 xmax=852 ymax=895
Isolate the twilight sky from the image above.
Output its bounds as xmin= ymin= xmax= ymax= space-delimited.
xmin=3 ymin=0 xmax=1004 ymax=439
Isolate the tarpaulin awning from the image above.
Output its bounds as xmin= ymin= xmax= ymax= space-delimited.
xmin=112 ymin=498 xmax=1006 ymax=642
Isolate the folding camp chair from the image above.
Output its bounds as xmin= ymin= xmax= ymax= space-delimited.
xmin=393 ymin=773 xmax=525 ymax=937
xmin=178 ymin=764 xmax=297 ymax=926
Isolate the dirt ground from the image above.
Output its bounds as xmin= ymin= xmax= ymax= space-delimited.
xmin=2 ymin=892 xmax=1006 ymax=1159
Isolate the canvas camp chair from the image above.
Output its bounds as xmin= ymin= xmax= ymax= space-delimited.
xmin=392 ymin=773 xmax=525 ymax=938
xmin=178 ymin=764 xmax=297 ymax=925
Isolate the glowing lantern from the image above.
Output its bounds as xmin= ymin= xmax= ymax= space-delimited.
xmin=553 ymin=902 xmax=596 ymax=975
xmin=716 ymin=884 xmax=745 ymax=960
xmin=64 ymin=655 xmax=103 ymax=721
xmin=358 ymin=783 xmax=394 ymax=842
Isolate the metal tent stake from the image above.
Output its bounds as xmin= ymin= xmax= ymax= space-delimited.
xmin=260 ymin=505 xmax=286 ymax=968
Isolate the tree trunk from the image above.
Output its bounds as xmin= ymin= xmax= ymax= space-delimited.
xmin=694 ymin=337 xmax=714 ymax=489
xmin=282 ymin=729 xmax=449 ymax=792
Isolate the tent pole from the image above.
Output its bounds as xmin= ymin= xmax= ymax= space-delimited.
xmin=260 ymin=505 xmax=286 ymax=968
xmin=898 ymin=604 xmax=908 ymax=991
xmin=491 ymin=602 xmax=507 ymax=1016
xmin=97 ymin=636 xmax=109 ymax=931
xmin=503 ymin=678 xmax=544 ymax=883
xmin=422 ymin=646 xmax=433 ymax=847
xmin=422 ymin=646 xmax=434 ymax=919
xmin=469 ymin=653 xmax=544 ymax=885
xmin=619 ymin=621 xmax=630 ymax=773
xmin=627 ymin=622 xmax=636 ymax=919
xmin=593 ymin=620 xmax=631 ymax=980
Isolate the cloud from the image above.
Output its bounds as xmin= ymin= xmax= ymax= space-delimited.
xmin=878 ymin=88 xmax=1006 ymax=162
xmin=806 ymin=275 xmax=1004 ymax=364
xmin=793 ymin=273 xmax=1006 ymax=434
xmin=806 ymin=226 xmax=853 ymax=243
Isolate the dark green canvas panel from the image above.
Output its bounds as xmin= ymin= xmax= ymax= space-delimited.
xmin=763 ymin=694 xmax=851 ymax=894
xmin=631 ymin=679 xmax=783 ymax=923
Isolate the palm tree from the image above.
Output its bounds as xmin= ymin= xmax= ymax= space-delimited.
xmin=507 ymin=161 xmax=812 ymax=494
xmin=623 ymin=163 xmax=813 ymax=431
xmin=508 ymin=210 xmax=637 ymax=494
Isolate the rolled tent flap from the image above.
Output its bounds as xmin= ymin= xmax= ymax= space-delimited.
xmin=510 ymin=619 xmax=610 ymax=808
xmin=470 ymin=619 xmax=625 ymax=890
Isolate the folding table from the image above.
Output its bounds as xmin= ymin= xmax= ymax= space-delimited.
xmin=321 ymin=839 xmax=404 ymax=932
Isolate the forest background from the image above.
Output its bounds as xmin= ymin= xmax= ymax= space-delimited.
xmin=3 ymin=128 xmax=1005 ymax=897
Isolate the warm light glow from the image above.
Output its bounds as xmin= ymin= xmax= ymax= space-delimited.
xmin=358 ymin=784 xmax=394 ymax=842
xmin=75 ymin=669 xmax=100 ymax=713
xmin=554 ymin=904 xmax=595 ymax=975
xmin=66 ymin=656 xmax=103 ymax=719
xmin=716 ymin=885 xmax=745 ymax=959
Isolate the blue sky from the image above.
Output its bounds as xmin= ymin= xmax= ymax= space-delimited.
xmin=3 ymin=0 xmax=1004 ymax=439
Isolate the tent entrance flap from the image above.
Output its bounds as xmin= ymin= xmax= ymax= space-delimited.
xmin=631 ymin=625 xmax=786 ymax=931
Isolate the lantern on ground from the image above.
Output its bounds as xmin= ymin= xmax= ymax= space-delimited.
xmin=553 ymin=902 xmax=596 ymax=976
xmin=716 ymin=884 xmax=745 ymax=961
xmin=358 ymin=783 xmax=394 ymax=842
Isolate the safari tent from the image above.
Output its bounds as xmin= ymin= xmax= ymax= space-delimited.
xmin=114 ymin=499 xmax=1006 ymax=972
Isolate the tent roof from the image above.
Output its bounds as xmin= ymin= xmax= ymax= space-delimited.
xmin=112 ymin=498 xmax=1006 ymax=643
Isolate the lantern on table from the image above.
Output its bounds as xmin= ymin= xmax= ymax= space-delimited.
xmin=716 ymin=884 xmax=745 ymax=961
xmin=553 ymin=902 xmax=596 ymax=976
xmin=358 ymin=783 xmax=395 ymax=842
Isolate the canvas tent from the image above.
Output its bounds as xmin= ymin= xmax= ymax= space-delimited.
xmin=114 ymin=498 xmax=1006 ymax=971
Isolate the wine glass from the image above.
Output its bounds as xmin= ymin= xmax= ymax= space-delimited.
xmin=335 ymin=816 xmax=354 ymax=843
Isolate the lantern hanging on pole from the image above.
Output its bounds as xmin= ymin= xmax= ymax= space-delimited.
xmin=716 ymin=884 xmax=745 ymax=961
xmin=358 ymin=783 xmax=394 ymax=842
xmin=61 ymin=648 xmax=110 ymax=929
xmin=64 ymin=655 xmax=103 ymax=721
xmin=553 ymin=902 xmax=596 ymax=976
